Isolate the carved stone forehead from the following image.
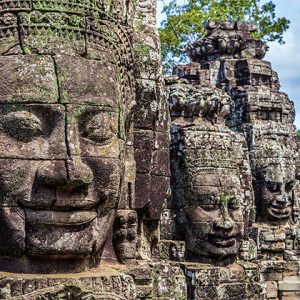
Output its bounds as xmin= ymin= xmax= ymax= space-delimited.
xmin=193 ymin=171 xmax=241 ymax=188
xmin=0 ymin=1 xmax=136 ymax=111
xmin=261 ymin=163 xmax=296 ymax=182
xmin=0 ymin=55 xmax=121 ymax=107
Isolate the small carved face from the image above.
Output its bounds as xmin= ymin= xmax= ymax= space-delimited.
xmin=185 ymin=173 xmax=245 ymax=260
xmin=113 ymin=210 xmax=138 ymax=262
xmin=255 ymin=164 xmax=295 ymax=222
xmin=0 ymin=55 xmax=130 ymax=270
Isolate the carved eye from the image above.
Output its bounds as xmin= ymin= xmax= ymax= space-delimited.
xmin=285 ymin=181 xmax=295 ymax=192
xmin=127 ymin=215 xmax=137 ymax=227
xmin=228 ymin=198 xmax=240 ymax=210
xmin=197 ymin=194 xmax=218 ymax=211
xmin=202 ymin=204 xmax=218 ymax=211
xmin=1 ymin=111 xmax=43 ymax=143
xmin=266 ymin=182 xmax=281 ymax=193
xmin=81 ymin=113 xmax=116 ymax=144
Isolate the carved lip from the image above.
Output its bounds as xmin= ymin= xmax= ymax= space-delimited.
xmin=208 ymin=236 xmax=236 ymax=248
xmin=25 ymin=209 xmax=97 ymax=226
xmin=269 ymin=206 xmax=291 ymax=219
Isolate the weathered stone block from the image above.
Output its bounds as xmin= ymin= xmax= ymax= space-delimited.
xmin=219 ymin=283 xmax=247 ymax=300
xmin=152 ymin=263 xmax=187 ymax=299
xmin=149 ymin=175 xmax=170 ymax=220
xmin=0 ymin=55 xmax=58 ymax=103
xmin=134 ymin=130 xmax=154 ymax=173
xmin=0 ymin=273 xmax=137 ymax=299
xmin=160 ymin=209 xmax=175 ymax=240
xmin=134 ymin=79 xmax=159 ymax=130
xmin=192 ymin=285 xmax=218 ymax=300
xmin=151 ymin=149 xmax=170 ymax=176
xmin=135 ymin=173 xmax=151 ymax=209
xmin=133 ymin=33 xmax=161 ymax=80
xmin=278 ymin=276 xmax=300 ymax=291
xmin=185 ymin=265 xmax=220 ymax=287
xmin=55 ymin=55 xmax=120 ymax=106
xmin=266 ymin=281 xmax=278 ymax=299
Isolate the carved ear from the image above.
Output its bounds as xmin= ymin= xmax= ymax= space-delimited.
xmin=118 ymin=135 xmax=136 ymax=209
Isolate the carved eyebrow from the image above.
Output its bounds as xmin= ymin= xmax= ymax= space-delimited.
xmin=2 ymin=110 xmax=40 ymax=121
xmin=78 ymin=106 xmax=119 ymax=115
xmin=193 ymin=194 xmax=218 ymax=207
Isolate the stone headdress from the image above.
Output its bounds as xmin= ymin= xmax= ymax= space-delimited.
xmin=0 ymin=0 xmax=136 ymax=116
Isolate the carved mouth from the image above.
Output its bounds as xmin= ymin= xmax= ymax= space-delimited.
xmin=269 ymin=205 xmax=291 ymax=219
xmin=25 ymin=209 xmax=97 ymax=226
xmin=208 ymin=236 xmax=236 ymax=248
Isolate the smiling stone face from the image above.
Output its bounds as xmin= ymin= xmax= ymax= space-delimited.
xmin=184 ymin=168 xmax=246 ymax=260
xmin=255 ymin=162 xmax=296 ymax=223
xmin=185 ymin=171 xmax=245 ymax=260
xmin=0 ymin=54 xmax=133 ymax=273
xmin=168 ymin=83 xmax=253 ymax=264
xmin=250 ymin=130 xmax=298 ymax=224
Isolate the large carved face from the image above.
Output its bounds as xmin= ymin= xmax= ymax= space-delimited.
xmin=0 ymin=55 xmax=131 ymax=271
xmin=255 ymin=163 xmax=295 ymax=222
xmin=185 ymin=172 xmax=245 ymax=260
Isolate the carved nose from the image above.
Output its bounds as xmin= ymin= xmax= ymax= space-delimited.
xmin=37 ymin=158 xmax=93 ymax=188
xmin=214 ymin=219 xmax=233 ymax=230
xmin=37 ymin=160 xmax=68 ymax=186
xmin=65 ymin=158 xmax=93 ymax=187
xmin=275 ymin=194 xmax=288 ymax=204
xmin=214 ymin=207 xmax=234 ymax=230
xmin=276 ymin=197 xmax=287 ymax=203
xmin=35 ymin=159 xmax=94 ymax=208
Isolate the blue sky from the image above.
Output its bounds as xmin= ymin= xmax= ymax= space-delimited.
xmin=157 ymin=0 xmax=300 ymax=128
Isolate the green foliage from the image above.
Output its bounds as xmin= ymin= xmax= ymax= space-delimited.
xmin=159 ymin=0 xmax=290 ymax=73
xmin=219 ymin=193 xmax=236 ymax=206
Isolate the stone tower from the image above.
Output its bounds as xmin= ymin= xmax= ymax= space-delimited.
xmin=165 ymin=20 xmax=300 ymax=299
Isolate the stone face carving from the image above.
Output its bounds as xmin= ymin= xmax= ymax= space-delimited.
xmin=0 ymin=0 xmax=300 ymax=296
xmin=0 ymin=74 xmax=131 ymax=273
xmin=247 ymin=127 xmax=298 ymax=224
xmin=168 ymin=82 xmax=254 ymax=263
xmin=0 ymin=0 xmax=136 ymax=274
xmin=164 ymin=20 xmax=300 ymax=299
xmin=0 ymin=1 xmax=185 ymax=299
xmin=253 ymin=156 xmax=296 ymax=223
xmin=184 ymin=168 xmax=245 ymax=261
